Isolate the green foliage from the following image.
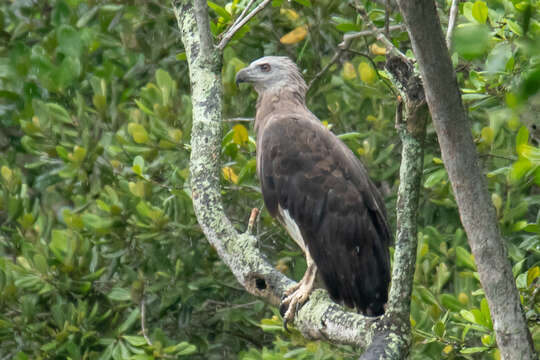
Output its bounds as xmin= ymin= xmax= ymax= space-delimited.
xmin=0 ymin=0 xmax=539 ymax=359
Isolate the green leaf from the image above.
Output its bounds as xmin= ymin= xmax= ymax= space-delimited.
xmin=133 ymin=156 xmax=145 ymax=176
xmin=107 ymin=287 xmax=131 ymax=302
xmin=516 ymin=126 xmax=530 ymax=149
xmin=506 ymin=19 xmax=523 ymax=36
xmin=207 ymin=2 xmax=232 ymax=21
xmin=440 ymin=294 xmax=463 ymax=312
xmin=417 ymin=286 xmax=439 ymax=306
xmin=57 ymin=25 xmax=83 ymax=57
xmin=480 ymin=298 xmax=492 ymax=329
xmin=49 ymin=229 xmax=75 ymax=263
xmin=76 ymin=5 xmax=100 ymax=28
xmin=471 ymin=1 xmax=488 ymax=24
xmin=460 ymin=309 xmax=477 ymax=324
xmin=47 ymin=103 xmax=72 ymax=124
xmin=155 ymin=69 xmax=175 ymax=106
xmin=456 ymin=246 xmax=477 ymax=271
xmin=460 ymin=347 xmax=489 ymax=354
xmin=424 ymin=169 xmax=447 ymax=188
xmin=511 ymin=158 xmax=532 ymax=181
xmin=128 ymin=122 xmax=150 ymax=144
xmin=116 ymin=308 xmax=140 ymax=334
xmin=82 ymin=213 xmax=113 ymax=232
xmin=432 ymin=320 xmax=445 ymax=337
xmin=293 ymin=0 xmax=312 ymax=7
xmin=122 ymin=335 xmax=148 ymax=346
xmin=453 ymin=24 xmax=490 ymax=60
xmin=164 ymin=341 xmax=197 ymax=355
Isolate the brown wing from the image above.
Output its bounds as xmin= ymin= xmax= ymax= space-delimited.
xmin=258 ymin=115 xmax=391 ymax=315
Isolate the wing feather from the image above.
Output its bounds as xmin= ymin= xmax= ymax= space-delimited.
xmin=258 ymin=114 xmax=391 ymax=315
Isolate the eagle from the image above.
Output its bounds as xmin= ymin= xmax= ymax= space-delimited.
xmin=235 ymin=56 xmax=391 ymax=326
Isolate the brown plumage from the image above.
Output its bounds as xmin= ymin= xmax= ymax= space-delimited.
xmin=236 ymin=56 xmax=391 ymax=324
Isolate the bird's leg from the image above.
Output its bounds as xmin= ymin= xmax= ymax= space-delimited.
xmin=280 ymin=253 xmax=317 ymax=329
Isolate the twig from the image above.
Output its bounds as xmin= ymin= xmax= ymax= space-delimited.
xmin=340 ymin=25 xmax=405 ymax=46
xmin=217 ymin=0 xmax=272 ymax=50
xmin=233 ymin=0 xmax=258 ymax=28
xmin=246 ymin=208 xmax=259 ymax=234
xmin=385 ymin=0 xmax=390 ymax=36
xmin=223 ymin=117 xmax=254 ymax=122
xmin=446 ymin=0 xmax=460 ymax=50
xmin=346 ymin=49 xmax=398 ymax=97
xmin=352 ymin=1 xmax=408 ymax=62
xmin=308 ymin=50 xmax=344 ymax=89
xmin=141 ymin=297 xmax=152 ymax=346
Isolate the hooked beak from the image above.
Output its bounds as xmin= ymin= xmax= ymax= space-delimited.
xmin=235 ymin=68 xmax=251 ymax=85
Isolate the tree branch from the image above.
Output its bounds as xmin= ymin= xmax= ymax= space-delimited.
xmin=394 ymin=1 xmax=537 ymax=359
xmin=217 ymin=0 xmax=272 ymax=50
xmin=341 ymin=25 xmax=405 ymax=45
xmin=446 ymin=0 xmax=459 ymax=50
xmin=360 ymin=55 xmax=428 ymax=360
xmin=352 ymin=2 xmax=408 ymax=62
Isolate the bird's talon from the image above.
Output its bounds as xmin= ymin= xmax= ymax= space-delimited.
xmin=283 ymin=318 xmax=290 ymax=332
xmin=279 ymin=301 xmax=289 ymax=318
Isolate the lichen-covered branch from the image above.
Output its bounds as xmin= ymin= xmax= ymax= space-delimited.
xmin=395 ymin=1 xmax=537 ymax=359
xmin=173 ymin=1 xmax=425 ymax=356
xmin=359 ymin=56 xmax=427 ymax=360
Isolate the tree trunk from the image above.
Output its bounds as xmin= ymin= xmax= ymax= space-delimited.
xmin=394 ymin=1 xmax=537 ymax=359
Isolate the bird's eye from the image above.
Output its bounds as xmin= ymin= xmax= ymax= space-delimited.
xmin=259 ymin=63 xmax=271 ymax=72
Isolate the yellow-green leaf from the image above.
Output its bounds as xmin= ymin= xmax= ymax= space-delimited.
xmin=280 ymin=26 xmax=308 ymax=44
xmin=472 ymin=1 xmax=488 ymax=24
xmin=128 ymin=181 xmax=145 ymax=197
xmin=342 ymin=61 xmax=356 ymax=80
xmin=481 ymin=126 xmax=494 ymax=145
xmin=1 ymin=166 xmax=12 ymax=182
xmin=72 ymin=146 xmax=87 ymax=163
xmin=222 ymin=167 xmax=239 ymax=184
xmin=128 ymin=123 xmax=149 ymax=144
xmin=232 ymin=124 xmax=249 ymax=145
xmin=517 ymin=143 xmax=540 ymax=164
xmin=527 ymin=266 xmax=540 ymax=287
xmin=510 ymin=158 xmax=532 ymax=181
xmin=169 ymin=128 xmax=183 ymax=143
xmin=358 ymin=62 xmax=376 ymax=84
xmin=491 ymin=193 xmax=502 ymax=213
xmin=280 ymin=8 xmax=299 ymax=21
xmin=370 ymin=43 xmax=386 ymax=55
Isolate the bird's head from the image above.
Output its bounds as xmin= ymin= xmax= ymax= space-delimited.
xmin=235 ymin=56 xmax=307 ymax=97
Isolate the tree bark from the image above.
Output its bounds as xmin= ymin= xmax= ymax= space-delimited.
xmin=394 ymin=1 xmax=537 ymax=359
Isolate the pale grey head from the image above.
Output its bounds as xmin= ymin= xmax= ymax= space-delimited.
xmin=235 ymin=56 xmax=307 ymax=97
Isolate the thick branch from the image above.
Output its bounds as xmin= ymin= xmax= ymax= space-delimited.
xmin=395 ymin=1 xmax=537 ymax=359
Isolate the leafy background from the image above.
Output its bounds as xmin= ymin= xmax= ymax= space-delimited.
xmin=0 ymin=0 xmax=539 ymax=359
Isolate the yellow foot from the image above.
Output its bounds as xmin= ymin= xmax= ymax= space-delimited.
xmin=279 ymin=263 xmax=317 ymax=330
